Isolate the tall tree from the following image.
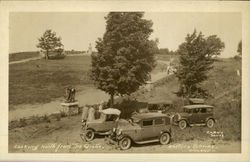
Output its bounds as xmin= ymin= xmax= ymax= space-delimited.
xmin=91 ymin=12 xmax=156 ymax=106
xmin=37 ymin=29 xmax=63 ymax=60
xmin=175 ymin=30 xmax=225 ymax=98
xmin=237 ymin=40 xmax=242 ymax=56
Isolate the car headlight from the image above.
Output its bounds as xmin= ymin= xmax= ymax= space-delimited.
xmin=116 ymin=129 xmax=122 ymax=135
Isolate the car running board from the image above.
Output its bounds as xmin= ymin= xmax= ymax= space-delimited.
xmin=97 ymin=132 xmax=111 ymax=135
xmin=189 ymin=123 xmax=206 ymax=126
xmin=135 ymin=139 xmax=159 ymax=144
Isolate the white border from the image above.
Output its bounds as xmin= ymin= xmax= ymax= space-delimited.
xmin=0 ymin=1 xmax=250 ymax=161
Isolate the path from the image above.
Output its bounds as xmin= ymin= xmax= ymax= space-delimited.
xmin=9 ymin=60 xmax=170 ymax=121
xmin=9 ymin=86 xmax=109 ymax=121
xmin=9 ymin=53 xmax=89 ymax=65
xmin=9 ymin=56 xmax=42 ymax=65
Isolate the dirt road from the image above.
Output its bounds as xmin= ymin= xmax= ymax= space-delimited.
xmin=9 ymin=86 xmax=109 ymax=121
xmin=9 ymin=60 xmax=170 ymax=121
xmin=9 ymin=56 xmax=42 ymax=65
xmin=9 ymin=115 xmax=240 ymax=153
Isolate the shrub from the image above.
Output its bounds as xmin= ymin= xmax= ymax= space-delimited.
xmin=113 ymin=97 xmax=147 ymax=119
xmin=19 ymin=118 xmax=27 ymax=127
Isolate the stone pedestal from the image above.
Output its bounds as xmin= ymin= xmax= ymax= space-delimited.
xmin=60 ymin=102 xmax=79 ymax=116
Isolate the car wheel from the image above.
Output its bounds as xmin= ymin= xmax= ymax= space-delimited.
xmin=85 ymin=129 xmax=95 ymax=141
xmin=119 ymin=137 xmax=131 ymax=150
xmin=206 ymin=119 xmax=214 ymax=128
xmin=179 ymin=120 xmax=187 ymax=129
xmin=159 ymin=132 xmax=171 ymax=145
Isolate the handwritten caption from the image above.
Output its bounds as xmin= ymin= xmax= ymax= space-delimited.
xmin=168 ymin=144 xmax=217 ymax=152
xmin=206 ymin=131 xmax=224 ymax=138
xmin=14 ymin=143 xmax=104 ymax=152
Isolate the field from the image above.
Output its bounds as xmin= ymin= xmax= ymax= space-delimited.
xmin=9 ymin=55 xmax=168 ymax=110
xmin=9 ymin=115 xmax=240 ymax=153
xmin=8 ymin=55 xmax=241 ymax=153
xmin=9 ymin=56 xmax=92 ymax=109
xmin=9 ymin=51 xmax=40 ymax=62
xmin=133 ymin=57 xmax=241 ymax=141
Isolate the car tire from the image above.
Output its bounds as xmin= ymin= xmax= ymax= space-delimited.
xmin=85 ymin=129 xmax=95 ymax=141
xmin=119 ymin=137 xmax=131 ymax=150
xmin=159 ymin=132 xmax=171 ymax=145
xmin=179 ymin=120 xmax=187 ymax=129
xmin=206 ymin=119 xmax=214 ymax=128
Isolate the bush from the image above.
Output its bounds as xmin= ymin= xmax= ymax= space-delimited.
xmin=113 ymin=97 xmax=147 ymax=119
xmin=19 ymin=118 xmax=27 ymax=127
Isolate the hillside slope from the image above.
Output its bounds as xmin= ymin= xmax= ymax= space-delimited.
xmin=134 ymin=58 xmax=241 ymax=140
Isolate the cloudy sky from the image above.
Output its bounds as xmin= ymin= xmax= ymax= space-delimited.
xmin=9 ymin=12 xmax=241 ymax=57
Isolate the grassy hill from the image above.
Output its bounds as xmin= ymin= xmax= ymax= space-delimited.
xmin=132 ymin=57 xmax=241 ymax=141
xmin=9 ymin=51 xmax=40 ymax=62
xmin=9 ymin=56 xmax=92 ymax=108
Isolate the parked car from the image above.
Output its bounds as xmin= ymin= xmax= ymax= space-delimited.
xmin=172 ymin=104 xmax=216 ymax=129
xmin=109 ymin=112 xmax=172 ymax=150
xmin=80 ymin=108 xmax=121 ymax=141
xmin=147 ymin=101 xmax=174 ymax=113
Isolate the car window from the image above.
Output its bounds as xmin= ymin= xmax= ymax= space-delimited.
xmin=207 ymin=108 xmax=213 ymax=112
xmin=155 ymin=118 xmax=164 ymax=125
xmin=193 ymin=108 xmax=200 ymax=113
xmin=142 ymin=120 xmax=153 ymax=126
xmin=183 ymin=108 xmax=191 ymax=113
xmin=106 ymin=114 xmax=117 ymax=121
xmin=148 ymin=104 xmax=158 ymax=111
xmin=200 ymin=108 xmax=207 ymax=113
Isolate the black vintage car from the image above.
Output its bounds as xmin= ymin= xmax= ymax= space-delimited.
xmin=109 ymin=113 xmax=172 ymax=150
xmin=147 ymin=101 xmax=174 ymax=113
xmin=172 ymin=104 xmax=216 ymax=129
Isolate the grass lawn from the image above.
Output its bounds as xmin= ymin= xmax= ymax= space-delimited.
xmin=9 ymin=56 xmax=92 ymax=108
xmin=9 ymin=51 xmax=40 ymax=62
xmin=133 ymin=57 xmax=242 ymax=141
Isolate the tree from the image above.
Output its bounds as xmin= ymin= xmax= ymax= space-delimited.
xmin=91 ymin=12 xmax=156 ymax=106
xmin=175 ymin=30 xmax=225 ymax=98
xmin=237 ymin=40 xmax=242 ymax=56
xmin=37 ymin=29 xmax=63 ymax=60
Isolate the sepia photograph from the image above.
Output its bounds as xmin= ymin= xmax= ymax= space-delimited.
xmin=8 ymin=11 xmax=242 ymax=153
xmin=0 ymin=1 xmax=250 ymax=161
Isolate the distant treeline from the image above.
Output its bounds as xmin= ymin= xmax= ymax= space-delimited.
xmin=64 ymin=50 xmax=85 ymax=55
xmin=156 ymin=48 xmax=178 ymax=55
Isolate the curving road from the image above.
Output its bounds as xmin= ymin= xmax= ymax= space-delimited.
xmin=9 ymin=60 xmax=170 ymax=121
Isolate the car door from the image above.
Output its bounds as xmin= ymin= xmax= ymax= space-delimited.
xmin=101 ymin=114 xmax=117 ymax=132
xmin=190 ymin=108 xmax=201 ymax=124
xmin=140 ymin=119 xmax=154 ymax=141
xmin=199 ymin=108 xmax=208 ymax=123
xmin=153 ymin=118 xmax=165 ymax=138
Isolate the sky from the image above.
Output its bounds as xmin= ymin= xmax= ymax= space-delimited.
xmin=9 ymin=12 xmax=241 ymax=58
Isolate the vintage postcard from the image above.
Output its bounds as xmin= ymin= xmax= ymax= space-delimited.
xmin=0 ymin=1 xmax=250 ymax=161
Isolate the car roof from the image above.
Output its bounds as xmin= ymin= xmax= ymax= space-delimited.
xmin=101 ymin=108 xmax=121 ymax=115
xmin=189 ymin=98 xmax=205 ymax=104
xmin=183 ymin=104 xmax=214 ymax=109
xmin=148 ymin=101 xmax=173 ymax=105
xmin=132 ymin=113 xmax=167 ymax=120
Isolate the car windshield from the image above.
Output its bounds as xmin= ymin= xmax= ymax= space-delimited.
xmin=105 ymin=114 xmax=119 ymax=121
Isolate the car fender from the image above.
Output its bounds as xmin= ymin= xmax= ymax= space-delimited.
xmin=117 ymin=134 xmax=134 ymax=143
xmin=82 ymin=126 xmax=96 ymax=133
xmin=160 ymin=129 xmax=171 ymax=137
xmin=205 ymin=117 xmax=216 ymax=123
xmin=178 ymin=118 xmax=190 ymax=126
